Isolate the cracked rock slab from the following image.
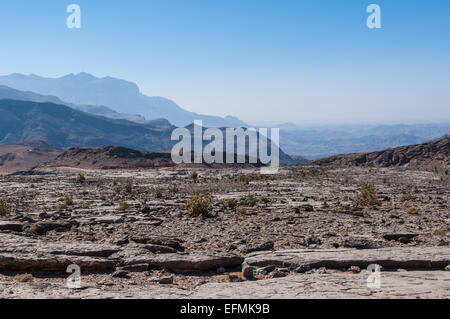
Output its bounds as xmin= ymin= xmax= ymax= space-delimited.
xmin=1 ymin=271 xmax=449 ymax=299
xmin=123 ymin=253 xmax=244 ymax=273
xmin=0 ymin=233 xmax=243 ymax=273
xmin=244 ymin=247 xmax=450 ymax=271
xmin=190 ymin=271 xmax=450 ymax=299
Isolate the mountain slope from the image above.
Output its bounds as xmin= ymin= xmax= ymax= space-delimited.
xmin=308 ymin=137 xmax=449 ymax=170
xmin=0 ymin=73 xmax=248 ymax=128
xmin=0 ymin=85 xmax=148 ymax=124
xmin=0 ymin=99 xmax=175 ymax=151
xmin=0 ymin=85 xmax=64 ymax=104
xmin=0 ymin=99 xmax=296 ymax=165
xmin=50 ymin=146 xmax=175 ymax=170
xmin=0 ymin=140 xmax=62 ymax=174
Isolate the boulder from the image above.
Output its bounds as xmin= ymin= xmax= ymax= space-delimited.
xmin=0 ymin=221 xmax=23 ymax=232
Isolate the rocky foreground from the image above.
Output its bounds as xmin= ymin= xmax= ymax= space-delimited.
xmin=0 ymin=165 xmax=448 ymax=298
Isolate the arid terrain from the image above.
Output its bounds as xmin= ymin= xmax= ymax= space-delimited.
xmin=0 ymin=155 xmax=448 ymax=298
xmin=0 ymin=141 xmax=62 ymax=175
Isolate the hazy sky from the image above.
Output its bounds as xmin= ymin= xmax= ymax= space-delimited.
xmin=1 ymin=0 xmax=449 ymax=124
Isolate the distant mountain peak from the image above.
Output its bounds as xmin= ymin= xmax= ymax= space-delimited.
xmin=0 ymin=73 xmax=248 ymax=128
xmin=62 ymin=72 xmax=97 ymax=80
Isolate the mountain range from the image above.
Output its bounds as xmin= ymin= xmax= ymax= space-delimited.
xmin=0 ymin=99 xmax=175 ymax=151
xmin=0 ymin=73 xmax=448 ymax=159
xmin=0 ymin=99 xmax=298 ymax=166
xmin=0 ymin=73 xmax=247 ymax=128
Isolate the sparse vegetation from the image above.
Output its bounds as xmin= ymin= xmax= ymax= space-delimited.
xmin=404 ymin=203 xmax=419 ymax=214
xmin=153 ymin=187 xmax=163 ymax=199
xmin=185 ymin=193 xmax=213 ymax=217
xmin=191 ymin=172 xmax=199 ymax=183
xmin=77 ymin=173 xmax=86 ymax=183
xmin=259 ymin=195 xmax=270 ymax=204
xmin=399 ymin=193 xmax=416 ymax=202
xmin=64 ymin=194 xmax=74 ymax=206
xmin=242 ymin=194 xmax=259 ymax=207
xmin=355 ymin=184 xmax=381 ymax=207
xmin=124 ymin=179 xmax=133 ymax=193
xmin=224 ymin=198 xmax=237 ymax=209
xmin=118 ymin=201 xmax=130 ymax=211
xmin=0 ymin=198 xmax=11 ymax=215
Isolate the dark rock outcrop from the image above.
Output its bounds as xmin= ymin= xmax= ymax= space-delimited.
xmin=308 ymin=137 xmax=449 ymax=169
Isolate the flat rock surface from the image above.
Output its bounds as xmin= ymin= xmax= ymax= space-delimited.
xmin=192 ymin=271 xmax=450 ymax=299
xmin=1 ymin=271 xmax=448 ymax=299
xmin=245 ymin=247 xmax=450 ymax=270
xmin=0 ymin=233 xmax=243 ymax=273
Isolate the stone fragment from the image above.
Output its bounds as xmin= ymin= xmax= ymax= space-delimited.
xmin=242 ymin=241 xmax=274 ymax=254
xmin=112 ymin=270 xmax=130 ymax=278
xmin=383 ymin=233 xmax=419 ymax=241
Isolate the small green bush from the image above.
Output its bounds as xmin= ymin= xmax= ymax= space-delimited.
xmin=0 ymin=199 xmax=11 ymax=215
xmin=191 ymin=172 xmax=199 ymax=183
xmin=185 ymin=193 xmax=213 ymax=217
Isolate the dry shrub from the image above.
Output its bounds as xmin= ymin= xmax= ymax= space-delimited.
xmin=399 ymin=193 xmax=416 ymax=202
xmin=185 ymin=193 xmax=213 ymax=217
xmin=223 ymin=198 xmax=237 ymax=209
xmin=355 ymin=184 xmax=381 ymax=207
xmin=118 ymin=201 xmax=130 ymax=211
xmin=77 ymin=173 xmax=86 ymax=183
xmin=153 ymin=187 xmax=163 ymax=199
xmin=0 ymin=199 xmax=11 ymax=216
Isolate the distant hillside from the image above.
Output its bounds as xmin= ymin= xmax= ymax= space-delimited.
xmin=0 ymin=140 xmax=62 ymax=174
xmin=308 ymin=137 xmax=449 ymax=170
xmin=0 ymin=99 xmax=175 ymax=151
xmin=277 ymin=124 xmax=450 ymax=159
xmin=0 ymin=84 xmax=149 ymax=124
xmin=49 ymin=146 xmax=274 ymax=170
xmin=0 ymin=99 xmax=295 ymax=167
xmin=50 ymin=146 xmax=175 ymax=170
xmin=0 ymin=73 xmax=248 ymax=128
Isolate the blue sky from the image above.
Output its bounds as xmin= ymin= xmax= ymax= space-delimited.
xmin=1 ymin=0 xmax=449 ymax=124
